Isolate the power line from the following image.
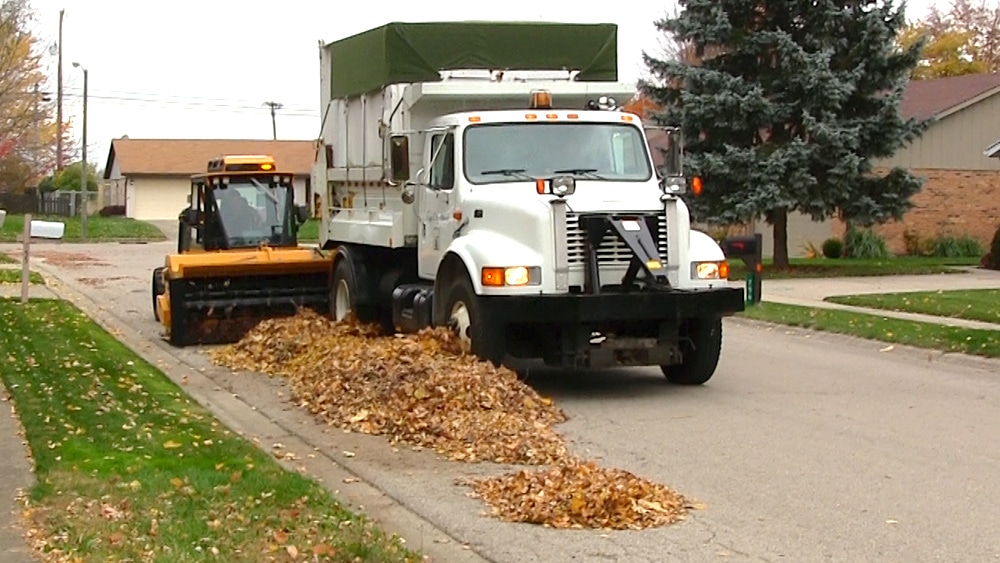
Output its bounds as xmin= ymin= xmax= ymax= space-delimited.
xmin=58 ymin=90 xmax=316 ymax=113
xmin=54 ymin=93 xmax=318 ymax=117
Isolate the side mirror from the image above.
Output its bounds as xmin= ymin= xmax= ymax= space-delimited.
xmin=295 ymin=205 xmax=309 ymax=224
xmin=389 ymin=135 xmax=410 ymax=183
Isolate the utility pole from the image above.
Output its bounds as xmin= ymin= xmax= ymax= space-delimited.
xmin=33 ymin=83 xmax=40 ymax=184
xmin=73 ymin=62 xmax=87 ymax=242
xmin=56 ymin=8 xmax=64 ymax=171
xmin=263 ymin=101 xmax=283 ymax=140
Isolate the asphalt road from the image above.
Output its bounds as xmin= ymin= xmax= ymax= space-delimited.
xmin=6 ymin=239 xmax=1000 ymax=562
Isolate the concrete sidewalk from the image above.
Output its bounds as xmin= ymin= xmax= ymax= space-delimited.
xmin=760 ymin=267 xmax=1000 ymax=331
xmin=0 ymin=384 xmax=34 ymax=563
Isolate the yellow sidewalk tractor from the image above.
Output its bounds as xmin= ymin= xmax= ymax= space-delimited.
xmin=152 ymin=154 xmax=332 ymax=346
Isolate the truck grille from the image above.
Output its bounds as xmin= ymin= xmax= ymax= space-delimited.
xmin=565 ymin=213 xmax=668 ymax=266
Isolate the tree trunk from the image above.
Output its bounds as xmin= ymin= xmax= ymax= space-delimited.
xmin=772 ymin=207 xmax=789 ymax=269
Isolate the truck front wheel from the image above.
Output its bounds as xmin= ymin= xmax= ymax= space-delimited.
xmin=438 ymin=273 xmax=504 ymax=366
xmin=661 ymin=316 xmax=723 ymax=385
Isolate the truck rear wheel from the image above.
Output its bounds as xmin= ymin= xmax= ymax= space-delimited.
xmin=661 ymin=316 xmax=723 ymax=385
xmin=151 ymin=267 xmax=165 ymax=321
xmin=331 ymin=257 xmax=357 ymax=322
xmin=438 ymin=273 xmax=504 ymax=366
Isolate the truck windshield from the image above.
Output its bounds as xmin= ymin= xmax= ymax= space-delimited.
xmin=213 ymin=177 xmax=292 ymax=247
xmin=464 ymin=122 xmax=653 ymax=185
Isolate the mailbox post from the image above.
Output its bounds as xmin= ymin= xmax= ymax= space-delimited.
xmin=721 ymin=233 xmax=763 ymax=305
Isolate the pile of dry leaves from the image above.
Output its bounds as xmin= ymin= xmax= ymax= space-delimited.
xmin=210 ymin=310 xmax=569 ymax=465
xmin=465 ymin=458 xmax=693 ymax=530
xmin=210 ymin=309 xmax=694 ymax=530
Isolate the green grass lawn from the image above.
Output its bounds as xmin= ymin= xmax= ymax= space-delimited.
xmin=727 ymin=255 xmax=981 ymax=280
xmin=0 ymin=269 xmax=44 ymax=284
xmin=826 ymin=289 xmax=1000 ymax=325
xmin=0 ymin=214 xmax=167 ymax=243
xmin=738 ymin=302 xmax=1000 ymax=358
xmin=297 ymin=218 xmax=319 ymax=242
xmin=0 ymin=298 xmax=420 ymax=562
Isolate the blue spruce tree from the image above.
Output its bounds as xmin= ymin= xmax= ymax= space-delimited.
xmin=641 ymin=0 xmax=932 ymax=267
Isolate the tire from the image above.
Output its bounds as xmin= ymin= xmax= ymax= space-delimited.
xmin=330 ymin=257 xmax=358 ymax=322
xmin=151 ymin=267 xmax=165 ymax=322
xmin=661 ymin=316 xmax=723 ymax=385
xmin=436 ymin=272 xmax=504 ymax=366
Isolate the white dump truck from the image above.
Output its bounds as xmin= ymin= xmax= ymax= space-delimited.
xmin=312 ymin=22 xmax=745 ymax=384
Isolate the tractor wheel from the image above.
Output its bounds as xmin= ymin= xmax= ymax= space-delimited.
xmin=151 ymin=267 xmax=165 ymax=322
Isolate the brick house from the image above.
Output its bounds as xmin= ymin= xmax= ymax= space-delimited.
xmin=848 ymin=73 xmax=1000 ymax=253
xmin=103 ymin=138 xmax=318 ymax=221
xmin=627 ymin=73 xmax=1000 ymax=256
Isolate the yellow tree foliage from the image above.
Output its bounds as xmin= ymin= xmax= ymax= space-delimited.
xmin=0 ymin=0 xmax=60 ymax=191
xmin=899 ymin=24 xmax=989 ymax=78
xmin=902 ymin=0 xmax=1000 ymax=79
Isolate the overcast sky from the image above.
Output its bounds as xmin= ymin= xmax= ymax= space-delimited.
xmin=26 ymin=0 xmax=937 ymax=170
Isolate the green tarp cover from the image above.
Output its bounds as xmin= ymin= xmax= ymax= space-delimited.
xmin=327 ymin=21 xmax=618 ymax=99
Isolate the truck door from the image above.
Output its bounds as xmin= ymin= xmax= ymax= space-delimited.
xmin=417 ymin=131 xmax=456 ymax=279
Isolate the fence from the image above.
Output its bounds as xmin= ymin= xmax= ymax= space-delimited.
xmin=0 ymin=190 xmax=99 ymax=217
xmin=0 ymin=189 xmax=39 ymax=214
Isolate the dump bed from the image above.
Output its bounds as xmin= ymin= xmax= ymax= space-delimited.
xmin=315 ymin=22 xmax=637 ymax=183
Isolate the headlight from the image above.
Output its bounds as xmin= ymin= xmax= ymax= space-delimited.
xmin=660 ymin=176 xmax=686 ymax=194
xmin=482 ymin=266 xmax=542 ymax=287
xmin=535 ymin=176 xmax=576 ymax=197
xmin=692 ymin=261 xmax=729 ymax=280
xmin=551 ymin=176 xmax=575 ymax=196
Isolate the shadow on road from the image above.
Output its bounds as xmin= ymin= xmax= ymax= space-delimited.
xmin=506 ymin=359 xmax=709 ymax=401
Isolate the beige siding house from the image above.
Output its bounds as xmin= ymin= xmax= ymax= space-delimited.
xmin=103 ymin=138 xmax=318 ymax=221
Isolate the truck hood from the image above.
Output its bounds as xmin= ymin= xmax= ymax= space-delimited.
xmin=465 ymin=179 xmax=667 ymax=214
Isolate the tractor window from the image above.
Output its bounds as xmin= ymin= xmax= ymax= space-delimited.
xmin=213 ymin=176 xmax=293 ymax=248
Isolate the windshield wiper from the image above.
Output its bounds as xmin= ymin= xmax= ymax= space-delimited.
xmin=480 ymin=168 xmax=532 ymax=179
xmin=553 ymin=168 xmax=606 ymax=179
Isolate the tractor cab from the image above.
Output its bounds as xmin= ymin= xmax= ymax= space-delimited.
xmin=178 ymin=155 xmax=309 ymax=253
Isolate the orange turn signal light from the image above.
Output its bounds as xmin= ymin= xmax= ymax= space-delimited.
xmin=720 ymin=261 xmax=730 ymax=279
xmin=482 ymin=267 xmax=505 ymax=287
xmin=536 ymin=179 xmax=545 ymax=194
xmin=691 ymin=176 xmax=703 ymax=196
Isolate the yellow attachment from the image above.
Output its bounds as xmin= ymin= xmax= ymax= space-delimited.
xmin=164 ymin=246 xmax=331 ymax=280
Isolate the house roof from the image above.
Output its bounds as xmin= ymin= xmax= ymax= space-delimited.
xmin=901 ymin=73 xmax=1000 ymax=121
xmin=103 ymin=138 xmax=318 ymax=179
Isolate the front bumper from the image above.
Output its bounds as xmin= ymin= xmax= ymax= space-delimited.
xmin=479 ymin=286 xmax=745 ymax=324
